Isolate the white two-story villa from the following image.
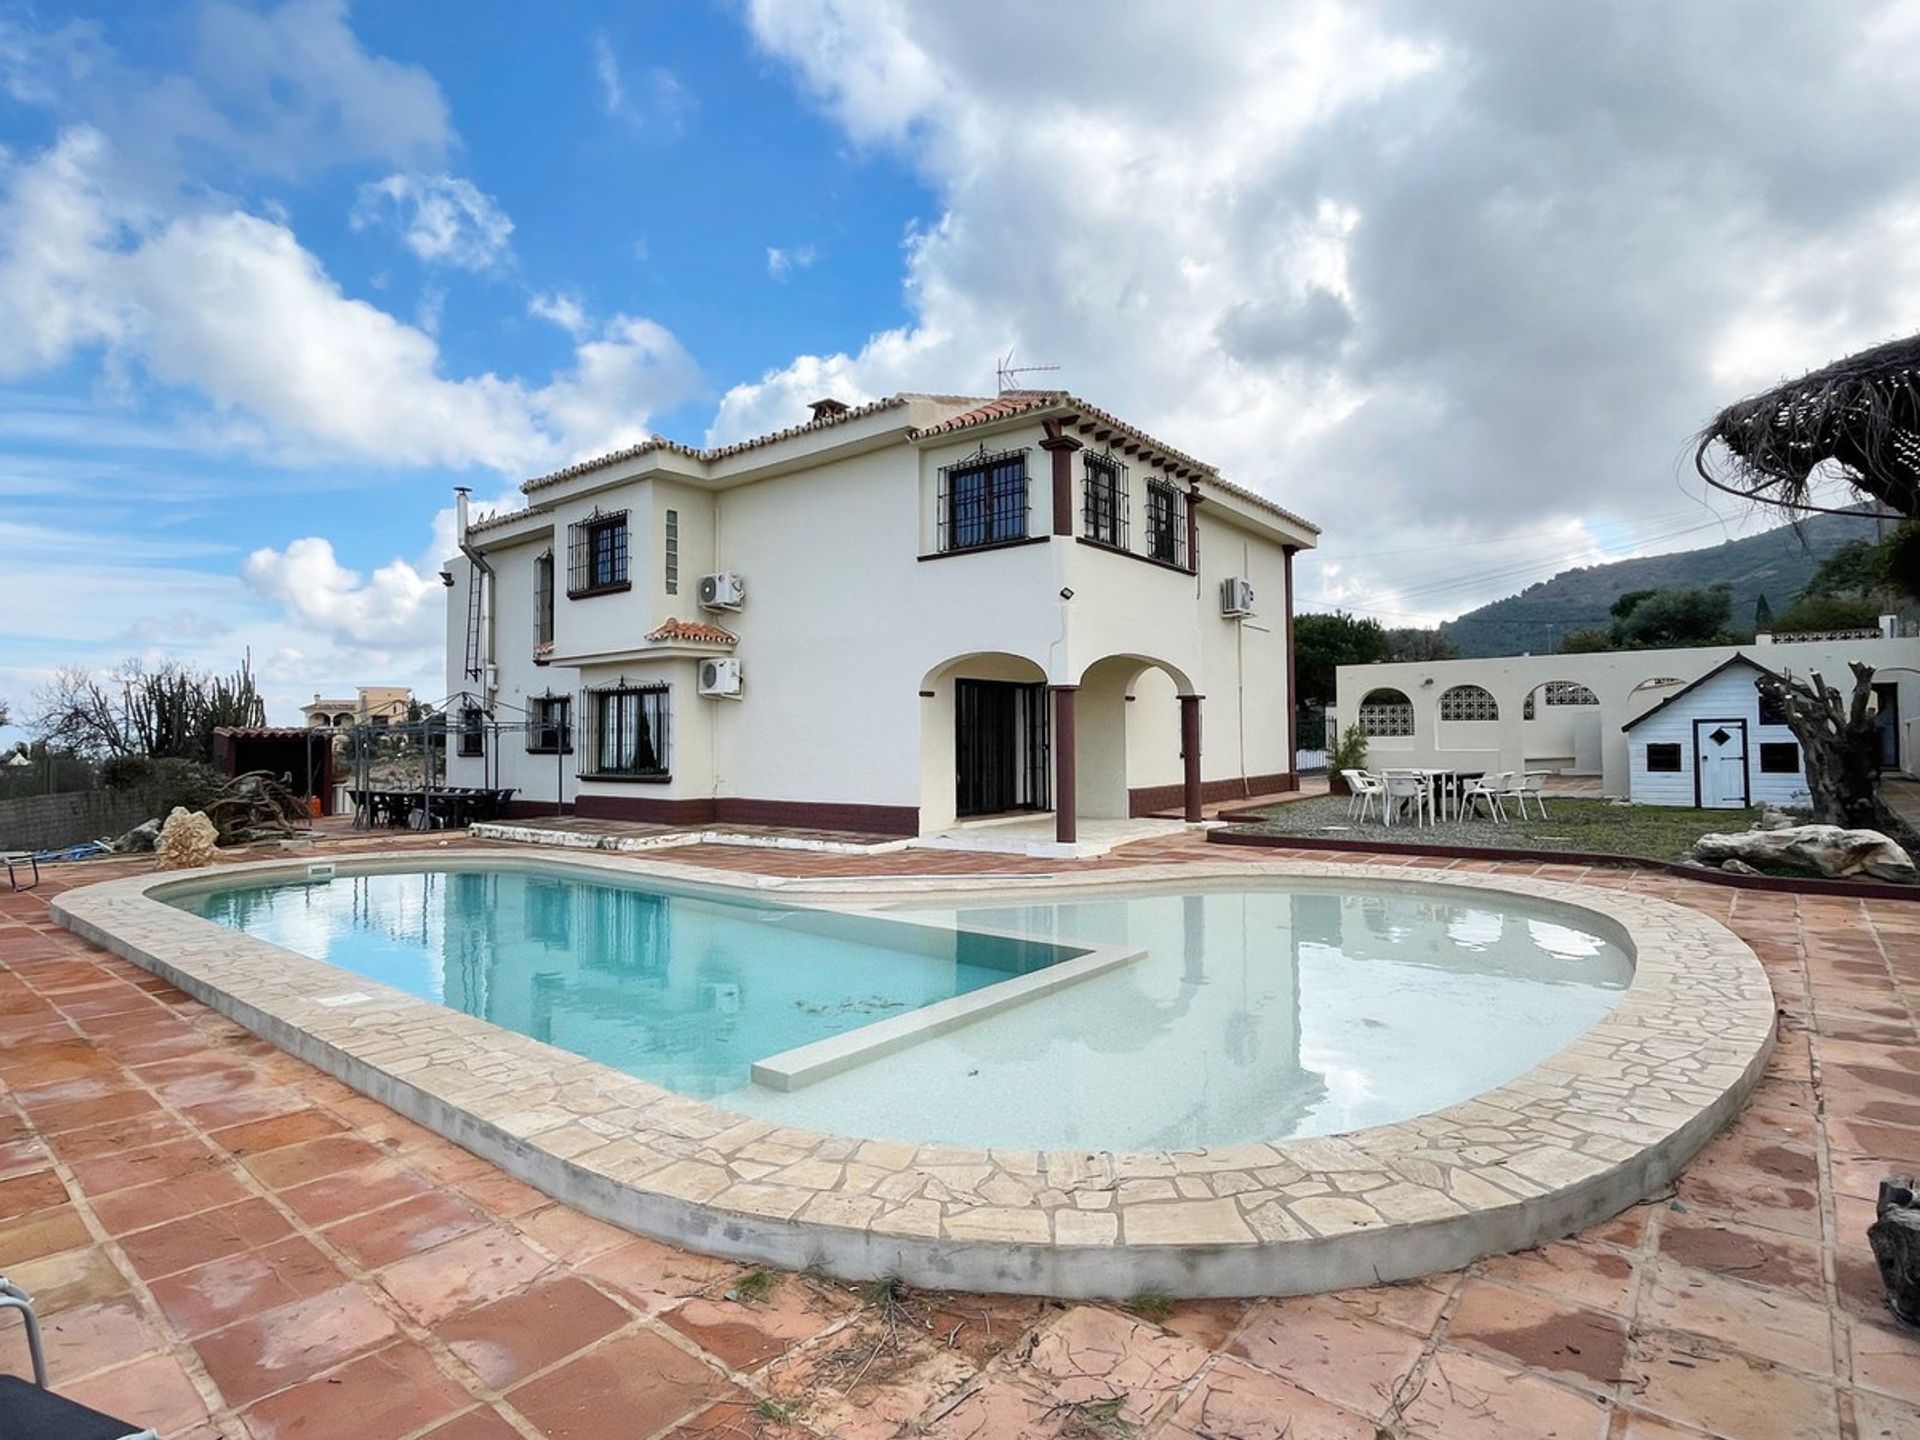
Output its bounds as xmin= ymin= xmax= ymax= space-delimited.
xmin=442 ymin=391 xmax=1318 ymax=842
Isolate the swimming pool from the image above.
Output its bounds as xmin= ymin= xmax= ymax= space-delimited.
xmin=171 ymin=864 xmax=1631 ymax=1151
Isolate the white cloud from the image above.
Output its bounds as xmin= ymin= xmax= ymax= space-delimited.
xmin=591 ymin=29 xmax=691 ymax=134
xmin=351 ymin=172 xmax=514 ymax=271
xmin=766 ymin=243 xmax=817 ymax=280
xmin=0 ymin=127 xmax=700 ymax=474
xmin=730 ymin=0 xmax=1920 ymax=624
xmin=241 ymin=536 xmax=442 ymax=648
xmin=528 ymin=290 xmax=590 ymax=338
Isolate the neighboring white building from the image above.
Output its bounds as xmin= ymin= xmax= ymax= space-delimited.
xmin=1334 ymin=634 xmax=1920 ymax=800
xmin=442 ymin=391 xmax=1318 ymax=840
xmin=1619 ymin=655 xmax=1813 ymax=808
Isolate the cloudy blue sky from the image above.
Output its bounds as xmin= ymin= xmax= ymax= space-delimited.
xmin=1 ymin=0 xmax=1914 ymax=734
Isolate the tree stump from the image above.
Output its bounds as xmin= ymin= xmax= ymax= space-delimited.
xmin=1868 ymin=1175 xmax=1920 ymax=1327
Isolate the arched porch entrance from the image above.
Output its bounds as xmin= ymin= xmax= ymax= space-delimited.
xmin=920 ymin=651 xmax=1203 ymax=844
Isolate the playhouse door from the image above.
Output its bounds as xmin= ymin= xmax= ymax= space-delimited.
xmin=1694 ymin=719 xmax=1749 ymax=808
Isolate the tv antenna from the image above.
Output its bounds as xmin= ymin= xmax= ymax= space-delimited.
xmin=996 ymin=349 xmax=1060 ymax=394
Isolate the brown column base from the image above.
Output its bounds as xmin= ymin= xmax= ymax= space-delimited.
xmin=1180 ymin=694 xmax=1204 ymax=823
xmin=1053 ymin=686 xmax=1078 ymax=846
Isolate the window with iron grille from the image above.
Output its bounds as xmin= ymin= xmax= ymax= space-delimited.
xmin=526 ymin=695 xmax=571 ymax=753
xmin=581 ymin=682 xmax=669 ymax=779
xmin=567 ymin=510 xmax=629 ymax=597
xmin=937 ymin=447 xmax=1029 ymax=551
xmin=1145 ymin=479 xmax=1188 ymax=567
xmin=1358 ymin=688 xmax=1414 ymax=737
xmin=1523 ymin=681 xmax=1600 ymax=719
xmin=1082 ymin=452 xmax=1127 ymax=548
xmin=1438 ymin=684 xmax=1499 ymax=722
xmin=533 ymin=552 xmax=554 ymax=646
xmin=458 ymin=705 xmax=485 ymax=757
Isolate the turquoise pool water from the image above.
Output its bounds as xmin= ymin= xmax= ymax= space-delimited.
xmin=173 ymin=867 xmax=1632 ymax=1150
xmin=173 ymin=868 xmax=1076 ymax=1100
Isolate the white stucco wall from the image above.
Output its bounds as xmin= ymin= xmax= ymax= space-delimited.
xmin=447 ymin=402 xmax=1315 ymax=830
xmin=1335 ymin=637 xmax=1920 ymax=798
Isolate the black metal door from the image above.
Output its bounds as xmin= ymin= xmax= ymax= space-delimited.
xmin=955 ymin=680 xmax=1051 ymax=817
xmin=1875 ymin=683 xmax=1901 ymax=769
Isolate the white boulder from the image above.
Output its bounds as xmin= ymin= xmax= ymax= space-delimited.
xmin=1692 ymin=824 xmax=1915 ymax=884
xmin=154 ymin=806 xmax=219 ymax=870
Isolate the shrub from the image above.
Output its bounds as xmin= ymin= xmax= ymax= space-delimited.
xmin=1329 ymin=724 xmax=1369 ymax=773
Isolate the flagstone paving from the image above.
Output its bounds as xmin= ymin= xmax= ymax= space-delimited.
xmin=1 ymin=835 xmax=1917 ymax=1438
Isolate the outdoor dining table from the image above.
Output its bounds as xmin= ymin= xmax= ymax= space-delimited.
xmin=349 ymin=787 xmax=517 ymax=830
xmin=1384 ymin=768 xmax=1486 ymax=823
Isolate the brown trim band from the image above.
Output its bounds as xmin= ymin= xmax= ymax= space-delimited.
xmin=916 ymin=536 xmax=1050 ymax=562
xmin=1128 ymin=772 xmax=1295 ymax=817
xmin=500 ymin=799 xmax=577 ymax=820
xmin=1074 ymin=536 xmax=1197 ymax=576
xmin=1205 ymin=828 xmax=1920 ymax=903
xmin=574 ymin=794 xmax=920 ymax=836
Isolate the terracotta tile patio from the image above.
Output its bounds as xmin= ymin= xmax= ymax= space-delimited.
xmin=2 ymin=835 xmax=1918 ymax=1438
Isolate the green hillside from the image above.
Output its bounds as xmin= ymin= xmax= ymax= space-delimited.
xmin=1441 ymin=511 xmax=1887 ymax=657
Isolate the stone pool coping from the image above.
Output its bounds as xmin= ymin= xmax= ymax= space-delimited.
xmin=50 ymin=849 xmax=1776 ymax=1299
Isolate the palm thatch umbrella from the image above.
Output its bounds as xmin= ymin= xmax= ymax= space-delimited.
xmin=1696 ymin=334 xmax=1920 ymax=518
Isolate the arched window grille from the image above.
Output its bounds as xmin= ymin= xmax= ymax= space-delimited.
xmin=1438 ymin=684 xmax=1499 ymax=722
xmin=1523 ymin=681 xmax=1600 ymax=719
xmin=1358 ymin=688 xmax=1415 ymax=737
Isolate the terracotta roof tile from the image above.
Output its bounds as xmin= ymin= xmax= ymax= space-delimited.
xmin=645 ymin=617 xmax=738 ymax=646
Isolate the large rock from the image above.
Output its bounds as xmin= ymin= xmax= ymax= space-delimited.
xmin=1692 ymin=824 xmax=1916 ymax=883
xmin=111 ymin=817 xmax=161 ymax=853
xmin=154 ymin=806 xmax=219 ymax=870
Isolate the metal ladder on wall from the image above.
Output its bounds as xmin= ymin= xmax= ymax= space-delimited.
xmin=463 ymin=560 xmax=485 ymax=681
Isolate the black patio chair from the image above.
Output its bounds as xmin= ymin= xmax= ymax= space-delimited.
xmin=2 ymin=1278 xmax=157 ymax=1439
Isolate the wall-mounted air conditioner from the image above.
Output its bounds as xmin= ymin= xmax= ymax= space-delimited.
xmin=1221 ymin=577 xmax=1256 ymax=618
xmin=698 ymin=572 xmax=746 ymax=611
xmin=699 ymin=657 xmax=743 ymax=698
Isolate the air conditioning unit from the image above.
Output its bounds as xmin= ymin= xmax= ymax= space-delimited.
xmin=699 ymin=657 xmax=743 ymax=698
xmin=1221 ymin=577 xmax=1256 ymax=618
xmin=698 ymin=571 xmax=746 ymax=611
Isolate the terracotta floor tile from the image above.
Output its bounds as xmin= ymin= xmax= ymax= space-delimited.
xmin=0 ymin=1204 xmax=91 ymax=1266
xmin=914 ymin=1374 xmax=1067 ymax=1440
xmin=1654 ymin=1212 xmax=1827 ymax=1302
xmin=1018 ymin=1305 xmax=1212 ymax=1427
xmin=0 ymin=1167 xmax=67 ymax=1221
xmin=663 ymin=1397 xmax=812 ymax=1438
xmin=1445 ymin=1278 xmax=1629 ymax=1392
xmin=1316 ymin=1277 xmax=1453 ymax=1335
xmin=25 ymin=1089 xmax=160 ymax=1135
xmin=68 ymin=1136 xmax=225 ymax=1195
xmin=1230 ymin=1294 xmax=1425 ymax=1421
xmin=506 ymin=1329 xmax=736 ymax=1438
xmin=322 ymin=1190 xmax=485 ymax=1268
xmin=581 ymin=1235 xmax=740 ymax=1316
xmin=47 ymin=1110 xmax=192 ymax=1160
xmin=243 ymin=1339 xmax=469 ymax=1440
xmin=1399 ymin=1348 xmax=1610 ymax=1439
xmin=1641 ymin=1262 xmax=1835 ymax=1377
xmin=38 ymin=1296 xmax=168 ymax=1381
xmin=662 ymin=1274 xmax=855 ymax=1372
xmin=1162 ymin=1354 xmax=1377 ymax=1439
xmin=1626 ymin=1332 xmax=1838 ymax=1440
xmin=417 ymin=1406 xmax=527 ymax=1440
xmin=5 ymin=1243 xmax=130 ymax=1316
xmin=277 ymin=1160 xmax=437 ymax=1227
xmin=192 ymin=1283 xmax=401 ymax=1406
xmin=761 ymin=1318 xmax=975 ymax=1440
xmin=1477 ymin=1239 xmax=1638 ymax=1316
xmin=148 ymin=1235 xmax=347 ymax=1338
xmin=514 ymin=1202 xmax=633 ymax=1263
xmin=1852 ymin=1386 xmax=1920 ymax=1440
xmin=376 ymin=1226 xmax=553 ymax=1325
xmin=434 ymin=1275 xmax=631 ymax=1388
xmin=211 ymin=1108 xmax=349 ymax=1157
xmin=243 ymin=1134 xmax=390 ymax=1189
xmin=1848 ymin=1314 xmax=1920 ymax=1406
xmin=60 ymin=1352 xmax=212 ymax=1436
xmin=88 ymin=1166 xmax=255 ymax=1237
xmin=117 ymin=1196 xmax=293 ymax=1281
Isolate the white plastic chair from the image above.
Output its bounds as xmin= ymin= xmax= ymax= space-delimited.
xmin=1460 ymin=771 xmax=1508 ymax=822
xmin=1382 ymin=771 xmax=1431 ymax=828
xmin=1506 ymin=771 xmax=1549 ymax=820
xmin=1342 ymin=770 xmax=1383 ymax=823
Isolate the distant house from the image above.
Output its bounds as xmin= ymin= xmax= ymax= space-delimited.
xmin=1333 ymin=634 xmax=1920 ymax=799
xmin=1620 ymin=655 xmax=1808 ymax=809
xmin=300 ymin=686 xmax=413 ymax=729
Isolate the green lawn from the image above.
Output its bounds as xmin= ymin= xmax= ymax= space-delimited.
xmin=1233 ymin=795 xmax=1761 ymax=862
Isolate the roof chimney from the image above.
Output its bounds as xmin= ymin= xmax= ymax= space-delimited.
xmin=808 ymin=397 xmax=851 ymax=422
